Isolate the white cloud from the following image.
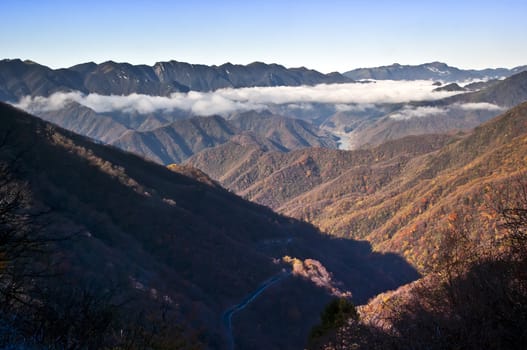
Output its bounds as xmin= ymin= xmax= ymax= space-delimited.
xmin=15 ymin=80 xmax=462 ymax=117
xmin=15 ymin=92 xmax=83 ymax=113
xmin=217 ymin=80 xmax=458 ymax=105
xmin=286 ymin=103 xmax=314 ymax=110
xmin=455 ymin=102 xmax=504 ymax=111
xmin=389 ymin=106 xmax=448 ymax=120
xmin=15 ymin=91 xmax=266 ymax=116
xmin=387 ymin=102 xmax=504 ymax=121
xmin=334 ymin=103 xmax=375 ymax=112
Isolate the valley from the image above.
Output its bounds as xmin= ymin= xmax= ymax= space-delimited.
xmin=0 ymin=101 xmax=418 ymax=349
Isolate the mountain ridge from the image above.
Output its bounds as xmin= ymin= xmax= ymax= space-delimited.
xmin=112 ymin=112 xmax=338 ymax=164
xmin=0 ymin=58 xmax=352 ymax=101
xmin=344 ymin=61 xmax=527 ymax=82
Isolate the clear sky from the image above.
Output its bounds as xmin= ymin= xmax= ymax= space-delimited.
xmin=1 ymin=0 xmax=526 ymax=73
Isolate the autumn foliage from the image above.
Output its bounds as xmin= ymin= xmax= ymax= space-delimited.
xmin=311 ymin=174 xmax=527 ymax=349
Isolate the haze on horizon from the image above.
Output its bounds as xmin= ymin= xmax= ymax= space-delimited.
xmin=1 ymin=0 xmax=526 ymax=73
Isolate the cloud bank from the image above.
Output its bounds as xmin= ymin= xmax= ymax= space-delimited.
xmin=389 ymin=106 xmax=448 ymax=120
xmin=457 ymin=102 xmax=504 ymax=111
xmin=15 ymin=80 xmax=461 ymax=117
xmin=388 ymin=102 xmax=504 ymax=120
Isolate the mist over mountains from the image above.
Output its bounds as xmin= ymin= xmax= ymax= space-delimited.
xmin=2 ymin=59 xmax=527 ymax=180
xmin=0 ymin=59 xmax=441 ymax=154
xmin=14 ymin=79 xmax=459 ymax=117
xmin=3 ymin=59 xmax=527 ymax=164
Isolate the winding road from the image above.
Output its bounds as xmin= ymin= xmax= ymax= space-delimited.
xmin=222 ymin=269 xmax=291 ymax=350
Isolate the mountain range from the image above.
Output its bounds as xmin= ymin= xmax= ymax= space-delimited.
xmin=3 ymin=59 xmax=527 ymax=158
xmin=116 ymin=110 xmax=336 ymax=164
xmin=0 ymin=59 xmax=352 ymax=101
xmin=11 ymin=67 xmax=527 ymax=166
xmin=36 ymin=107 xmax=338 ymax=164
xmin=344 ymin=61 xmax=527 ymax=82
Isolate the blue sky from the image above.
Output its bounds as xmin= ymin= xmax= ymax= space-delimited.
xmin=1 ymin=0 xmax=526 ymax=72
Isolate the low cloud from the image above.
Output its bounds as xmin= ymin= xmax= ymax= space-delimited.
xmin=217 ymin=80 xmax=458 ymax=105
xmin=334 ymin=103 xmax=376 ymax=112
xmin=16 ymin=92 xmax=83 ymax=113
xmin=16 ymin=91 xmax=262 ymax=116
xmin=389 ymin=106 xmax=448 ymax=120
xmin=388 ymin=102 xmax=504 ymax=121
xmin=286 ymin=103 xmax=315 ymax=110
xmin=455 ymin=102 xmax=504 ymax=111
xmin=15 ymin=80 xmax=461 ymax=117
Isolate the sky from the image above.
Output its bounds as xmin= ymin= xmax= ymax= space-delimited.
xmin=1 ymin=0 xmax=526 ymax=73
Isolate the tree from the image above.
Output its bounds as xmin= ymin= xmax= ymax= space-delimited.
xmin=0 ymin=130 xmax=55 ymax=347
xmin=308 ymin=298 xmax=360 ymax=349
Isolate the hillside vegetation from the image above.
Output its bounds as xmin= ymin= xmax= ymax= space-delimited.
xmin=309 ymin=173 xmax=527 ymax=349
xmin=188 ymin=102 xmax=527 ymax=271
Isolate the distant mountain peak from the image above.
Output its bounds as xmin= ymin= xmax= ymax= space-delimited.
xmin=426 ymin=61 xmax=448 ymax=67
xmin=344 ymin=62 xmax=525 ymax=82
xmin=433 ymin=82 xmax=465 ymax=92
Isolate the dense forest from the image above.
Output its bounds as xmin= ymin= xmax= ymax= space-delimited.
xmin=308 ymin=174 xmax=527 ymax=349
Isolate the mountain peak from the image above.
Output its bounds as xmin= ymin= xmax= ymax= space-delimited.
xmin=100 ymin=60 xmax=120 ymax=66
xmin=425 ymin=61 xmax=450 ymax=68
